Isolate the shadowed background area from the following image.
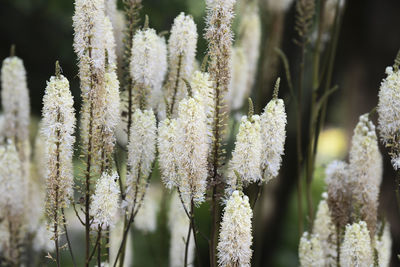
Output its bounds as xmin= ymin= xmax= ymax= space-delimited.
xmin=0 ymin=0 xmax=399 ymax=266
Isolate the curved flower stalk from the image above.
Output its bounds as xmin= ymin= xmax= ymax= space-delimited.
xmin=130 ymin=28 xmax=167 ymax=110
xmin=217 ymin=190 xmax=253 ymax=267
xmin=134 ymin=185 xmax=161 ymax=233
xmin=238 ymin=4 xmax=261 ymax=97
xmin=298 ymin=232 xmax=325 ymax=267
xmin=377 ymin=66 xmax=400 ymax=170
xmin=165 ymin=12 xmax=198 ymax=116
xmin=176 ymin=97 xmax=209 ymax=205
xmin=227 ymin=115 xmax=262 ymax=190
xmin=313 ymin=194 xmax=337 ymax=266
xmin=375 ymin=222 xmax=392 ymax=267
xmin=169 ymin=192 xmax=194 ymax=267
xmin=228 ymin=47 xmax=249 ymax=110
xmin=158 ymin=118 xmax=180 ymax=189
xmin=109 ymin=219 xmax=133 ymax=267
xmin=260 ymin=94 xmax=287 ymax=183
xmin=91 ymin=172 xmax=121 ymax=229
xmin=0 ymin=141 xmax=26 ymax=264
xmin=41 ymin=69 xmax=76 ymax=263
xmin=264 ymin=0 xmax=294 ymax=12
xmin=325 ymin=160 xmax=351 ymax=229
xmin=340 ymin=221 xmax=373 ymax=267
xmin=126 ymin=109 xmax=157 ymax=212
xmin=0 ymin=55 xmax=30 ymax=177
xmin=349 ymin=114 xmax=382 ymax=235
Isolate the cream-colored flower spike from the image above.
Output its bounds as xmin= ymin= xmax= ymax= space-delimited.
xmin=298 ymin=232 xmax=325 ymax=267
xmin=104 ymin=16 xmax=117 ymax=70
xmin=228 ymin=115 xmax=262 ymax=189
xmin=313 ymin=193 xmax=337 ymax=266
xmin=177 ymin=97 xmax=209 ymax=205
xmin=1 ymin=55 xmax=30 ymax=144
xmin=41 ymin=71 xmax=76 ymax=222
xmin=340 ymin=221 xmax=374 ymax=267
xmin=0 ymin=141 xmax=26 ymax=218
xmin=375 ymin=222 xmax=392 ymax=267
xmin=90 ymin=172 xmax=121 ymax=229
xmin=169 ymin=192 xmax=194 ymax=267
xmin=265 ymin=0 xmax=294 ymax=12
xmin=325 ymin=160 xmax=350 ymax=228
xmin=126 ymin=109 xmax=157 ymax=210
xmin=130 ymin=28 xmax=167 ymax=109
xmin=260 ymin=95 xmax=287 ymax=182
xmin=349 ymin=114 xmax=382 ymax=235
xmin=166 ymin=12 xmax=198 ymax=116
xmin=218 ymin=190 xmax=253 ymax=267
xmin=158 ymin=118 xmax=180 ymax=189
xmin=378 ymin=66 xmax=400 ymax=170
xmin=239 ymin=5 xmax=261 ymax=95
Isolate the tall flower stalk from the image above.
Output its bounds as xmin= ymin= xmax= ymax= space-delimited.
xmin=204 ymin=0 xmax=236 ymax=264
xmin=41 ymin=62 xmax=76 ymax=266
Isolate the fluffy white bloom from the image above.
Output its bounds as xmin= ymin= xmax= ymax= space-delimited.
xmin=260 ymin=98 xmax=287 ymax=182
xmin=0 ymin=141 xmax=26 ymax=218
xmin=205 ymin=0 xmax=236 ymax=93
xmin=375 ymin=223 xmax=392 ymax=267
xmin=238 ymin=5 xmax=261 ymax=96
xmin=218 ymin=190 xmax=253 ymax=267
xmin=228 ymin=115 xmax=262 ymax=189
xmin=169 ymin=192 xmax=194 ymax=267
xmin=41 ymin=74 xmax=76 ymax=220
xmin=33 ymin=224 xmax=54 ymax=252
xmin=134 ymin=185 xmax=160 ymax=233
xmin=176 ymin=98 xmax=209 ymax=205
xmin=228 ymin=47 xmax=249 ymax=110
xmin=298 ymin=232 xmax=325 ymax=267
xmin=191 ymin=71 xmax=215 ymax=129
xmin=130 ymin=29 xmax=167 ymax=109
xmin=325 ymin=160 xmax=350 ymax=228
xmin=158 ymin=118 xmax=180 ymax=189
xmin=349 ymin=114 xmax=382 ymax=235
xmin=340 ymin=221 xmax=373 ymax=267
xmin=104 ymin=0 xmax=125 ymax=63
xmin=73 ymin=0 xmax=105 ymax=74
xmin=165 ymin=13 xmax=198 ymax=116
xmin=126 ymin=109 xmax=157 ymax=209
xmin=91 ymin=172 xmax=121 ymax=229
xmin=378 ymin=66 xmax=400 ymax=169
xmin=313 ymin=194 xmax=337 ymax=266
xmin=265 ymin=0 xmax=294 ymax=12
xmin=1 ymin=56 xmax=30 ymax=143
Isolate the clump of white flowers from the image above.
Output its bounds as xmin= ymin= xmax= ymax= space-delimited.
xmin=126 ymin=109 xmax=157 ymax=210
xmin=260 ymin=91 xmax=287 ymax=182
xmin=325 ymin=160 xmax=350 ymax=228
xmin=313 ymin=194 xmax=336 ymax=266
xmin=0 ymin=55 xmax=30 ymax=146
xmin=169 ymin=192 xmax=194 ymax=267
xmin=217 ymin=190 xmax=253 ymax=267
xmin=130 ymin=28 xmax=167 ymax=110
xmin=176 ymin=97 xmax=209 ymax=205
xmin=340 ymin=221 xmax=373 ymax=267
xmin=41 ymin=69 xmax=76 ymax=225
xmin=298 ymin=232 xmax=325 ymax=267
xmin=165 ymin=12 xmax=198 ymax=116
xmin=90 ymin=172 xmax=121 ymax=229
xmin=377 ymin=66 xmax=400 ymax=169
xmin=228 ymin=114 xmax=262 ymax=188
xmin=349 ymin=113 xmax=382 ymax=235
xmin=375 ymin=223 xmax=392 ymax=267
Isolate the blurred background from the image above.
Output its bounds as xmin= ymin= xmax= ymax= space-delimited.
xmin=0 ymin=0 xmax=399 ymax=266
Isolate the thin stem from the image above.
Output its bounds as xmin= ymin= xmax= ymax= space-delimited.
xmin=98 ymin=226 xmax=102 ymax=267
xmin=87 ymin=226 xmax=103 ymax=265
xmin=184 ymin=205 xmax=193 ymax=267
xmin=395 ymin=170 xmax=400 ymax=215
xmin=62 ymin=208 xmax=77 ymax=267
xmin=336 ymin=225 xmax=341 ymax=267
xmin=169 ymin=55 xmax=183 ymax=117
